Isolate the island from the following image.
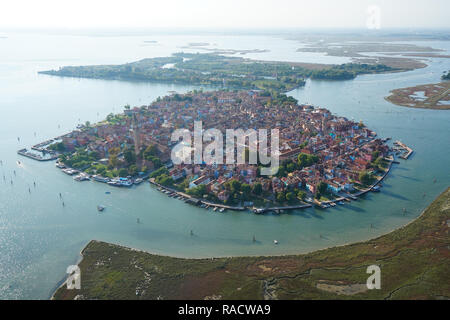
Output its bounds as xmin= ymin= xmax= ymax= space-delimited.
xmin=385 ymin=82 xmax=450 ymax=110
xmin=52 ymin=187 xmax=450 ymax=300
xmin=30 ymin=90 xmax=396 ymax=211
xmin=38 ymin=52 xmax=397 ymax=92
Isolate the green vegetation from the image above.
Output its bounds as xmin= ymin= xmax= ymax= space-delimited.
xmin=48 ymin=142 xmax=66 ymax=152
xmin=309 ymin=63 xmax=394 ymax=80
xmin=385 ymin=82 xmax=450 ymax=110
xmin=186 ymin=184 xmax=207 ymax=197
xmin=59 ymin=143 xmax=155 ymax=178
xmin=40 ymin=53 xmax=396 ymax=93
xmin=149 ymin=166 xmax=168 ymax=179
xmin=442 ymin=70 xmax=450 ymax=80
xmin=297 ymin=152 xmax=319 ymax=169
xmin=59 ymin=148 xmax=97 ymax=170
xmin=359 ymin=171 xmax=375 ymax=186
xmin=53 ymin=188 xmax=450 ymax=300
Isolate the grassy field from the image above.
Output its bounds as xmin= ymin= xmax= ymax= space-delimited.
xmin=53 ymin=188 xmax=450 ymax=300
xmin=385 ymin=82 xmax=450 ymax=110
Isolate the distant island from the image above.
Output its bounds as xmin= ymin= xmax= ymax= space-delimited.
xmin=52 ymin=187 xmax=450 ymax=300
xmin=38 ymin=52 xmax=397 ymax=92
xmin=385 ymin=82 xmax=450 ymax=110
xmin=442 ymin=70 xmax=450 ymax=80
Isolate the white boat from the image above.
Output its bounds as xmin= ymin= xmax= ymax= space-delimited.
xmin=107 ymin=178 xmax=133 ymax=187
xmin=92 ymin=175 xmax=110 ymax=183
xmin=73 ymin=173 xmax=90 ymax=181
xmin=273 ymin=240 xmax=278 ymax=245
xmin=219 ymin=208 xmax=225 ymax=212
xmin=97 ymin=205 xmax=105 ymax=212
xmin=55 ymin=162 xmax=66 ymax=169
xmin=62 ymin=168 xmax=78 ymax=175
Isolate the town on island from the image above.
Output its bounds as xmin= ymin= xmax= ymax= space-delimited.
xmin=18 ymin=90 xmax=413 ymax=213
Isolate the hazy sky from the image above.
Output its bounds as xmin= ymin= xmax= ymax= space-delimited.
xmin=0 ymin=0 xmax=449 ymax=29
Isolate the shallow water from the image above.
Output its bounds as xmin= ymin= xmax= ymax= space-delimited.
xmin=0 ymin=31 xmax=449 ymax=299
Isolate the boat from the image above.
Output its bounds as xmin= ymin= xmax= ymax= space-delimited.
xmin=55 ymin=162 xmax=66 ymax=169
xmin=97 ymin=205 xmax=105 ymax=212
xmin=253 ymin=208 xmax=265 ymax=214
xmin=371 ymin=185 xmax=381 ymax=192
xmin=92 ymin=175 xmax=110 ymax=183
xmin=107 ymin=180 xmax=121 ymax=187
xmin=105 ymin=191 xmax=111 ymax=194
xmin=62 ymin=168 xmax=78 ymax=175
xmin=73 ymin=173 xmax=90 ymax=181
xmin=273 ymin=240 xmax=278 ymax=245
xmin=134 ymin=178 xmax=144 ymax=185
xmin=219 ymin=208 xmax=225 ymax=213
xmin=213 ymin=207 xmax=218 ymax=211
xmin=107 ymin=177 xmax=133 ymax=187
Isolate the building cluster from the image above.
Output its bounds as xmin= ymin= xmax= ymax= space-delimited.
xmin=58 ymin=90 xmax=389 ymax=202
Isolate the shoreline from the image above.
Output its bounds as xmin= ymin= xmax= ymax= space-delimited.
xmin=50 ymin=242 xmax=88 ymax=300
xmin=51 ymin=186 xmax=449 ymax=299
xmin=384 ymin=81 xmax=450 ymax=110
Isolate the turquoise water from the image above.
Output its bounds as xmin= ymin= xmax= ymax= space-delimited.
xmin=0 ymin=31 xmax=449 ymax=299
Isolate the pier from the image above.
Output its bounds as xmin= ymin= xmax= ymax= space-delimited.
xmin=149 ymin=179 xmax=246 ymax=211
xmin=17 ymin=148 xmax=58 ymax=161
xmin=254 ymin=203 xmax=312 ymax=214
xmin=394 ymin=141 xmax=413 ymax=160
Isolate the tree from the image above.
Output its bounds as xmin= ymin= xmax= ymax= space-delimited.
xmin=118 ymin=168 xmax=128 ymax=177
xmin=143 ymin=144 xmax=158 ymax=158
xmin=124 ymin=148 xmax=136 ymax=164
xmin=276 ymin=191 xmax=285 ymax=203
xmin=252 ymin=183 xmax=262 ymax=195
xmin=128 ymin=164 xmax=138 ymax=176
xmin=317 ymin=181 xmax=328 ymax=195
xmin=109 ymin=147 xmax=120 ymax=156
xmin=109 ymin=154 xmax=118 ymax=168
xmin=156 ymin=174 xmax=173 ymax=186
xmin=286 ymin=162 xmax=296 ymax=172
xmin=241 ymin=183 xmax=251 ymax=199
xmin=359 ymin=171 xmax=372 ymax=185
xmin=229 ymin=180 xmax=241 ymax=194
xmin=286 ymin=192 xmax=295 ymax=202
xmin=187 ymin=184 xmax=206 ymax=197
xmin=297 ymin=190 xmax=306 ymax=201
xmin=297 ymin=153 xmax=318 ymax=169
xmin=150 ymin=166 xmax=168 ymax=178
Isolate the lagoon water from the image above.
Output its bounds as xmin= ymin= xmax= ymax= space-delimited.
xmin=0 ymin=31 xmax=449 ymax=299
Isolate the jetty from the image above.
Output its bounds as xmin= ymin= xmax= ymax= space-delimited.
xmin=394 ymin=141 xmax=413 ymax=160
xmin=17 ymin=148 xmax=58 ymax=161
xmin=149 ymin=179 xmax=245 ymax=211
xmin=253 ymin=203 xmax=312 ymax=214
